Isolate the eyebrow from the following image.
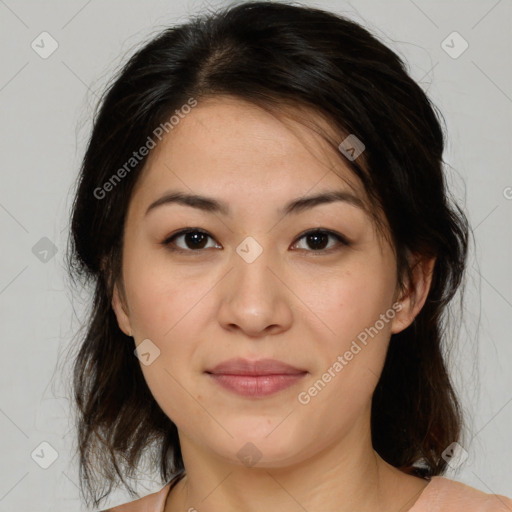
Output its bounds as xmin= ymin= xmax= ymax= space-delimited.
xmin=145 ymin=189 xmax=365 ymax=217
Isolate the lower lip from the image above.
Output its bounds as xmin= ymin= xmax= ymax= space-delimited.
xmin=207 ymin=373 xmax=307 ymax=398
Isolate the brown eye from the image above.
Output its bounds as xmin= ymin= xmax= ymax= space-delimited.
xmin=162 ymin=228 xmax=349 ymax=255
xmin=292 ymin=229 xmax=349 ymax=253
xmin=162 ymin=229 xmax=220 ymax=252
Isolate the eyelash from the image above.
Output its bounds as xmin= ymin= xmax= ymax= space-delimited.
xmin=161 ymin=228 xmax=350 ymax=255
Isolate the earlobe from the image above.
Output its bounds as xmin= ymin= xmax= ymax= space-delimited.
xmin=112 ymin=283 xmax=133 ymax=337
xmin=391 ymin=254 xmax=436 ymax=335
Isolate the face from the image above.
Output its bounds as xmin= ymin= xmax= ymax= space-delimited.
xmin=112 ymin=96 xmax=428 ymax=468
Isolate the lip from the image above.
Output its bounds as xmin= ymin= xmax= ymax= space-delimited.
xmin=207 ymin=357 xmax=306 ymax=376
xmin=205 ymin=358 xmax=307 ymax=398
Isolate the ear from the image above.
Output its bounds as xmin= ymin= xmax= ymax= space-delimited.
xmin=390 ymin=253 xmax=436 ymax=334
xmin=112 ymin=282 xmax=133 ymax=337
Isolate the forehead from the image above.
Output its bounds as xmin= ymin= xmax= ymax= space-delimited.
xmin=130 ymin=96 xmax=367 ymax=215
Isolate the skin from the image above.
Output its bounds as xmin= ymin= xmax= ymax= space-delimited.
xmin=112 ymin=96 xmax=435 ymax=512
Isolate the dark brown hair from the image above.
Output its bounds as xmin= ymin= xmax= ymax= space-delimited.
xmin=66 ymin=1 xmax=469 ymax=508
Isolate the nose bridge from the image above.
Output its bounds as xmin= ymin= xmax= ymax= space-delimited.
xmin=232 ymin=234 xmax=276 ymax=300
xmin=217 ymin=234 xmax=292 ymax=335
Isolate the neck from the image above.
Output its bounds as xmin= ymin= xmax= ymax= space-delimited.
xmin=166 ymin=413 xmax=428 ymax=512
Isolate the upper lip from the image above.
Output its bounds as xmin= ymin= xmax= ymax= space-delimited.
xmin=206 ymin=358 xmax=307 ymax=376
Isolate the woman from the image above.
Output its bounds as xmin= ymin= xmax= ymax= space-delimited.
xmin=67 ymin=2 xmax=512 ymax=511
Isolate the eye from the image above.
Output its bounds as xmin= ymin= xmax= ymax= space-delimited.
xmin=162 ymin=228 xmax=349 ymax=254
xmin=162 ymin=228 xmax=221 ymax=253
xmin=291 ymin=229 xmax=349 ymax=253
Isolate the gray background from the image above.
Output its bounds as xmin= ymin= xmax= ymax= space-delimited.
xmin=0 ymin=0 xmax=511 ymax=510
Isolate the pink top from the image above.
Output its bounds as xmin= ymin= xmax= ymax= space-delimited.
xmin=104 ymin=475 xmax=512 ymax=512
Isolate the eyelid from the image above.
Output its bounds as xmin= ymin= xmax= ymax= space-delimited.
xmin=161 ymin=227 xmax=350 ymax=254
xmin=161 ymin=228 xmax=219 ymax=253
xmin=291 ymin=228 xmax=351 ymax=249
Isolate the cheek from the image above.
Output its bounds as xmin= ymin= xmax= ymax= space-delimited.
xmin=295 ymin=282 xmax=394 ymax=440
xmin=302 ymin=258 xmax=396 ymax=347
xmin=294 ymin=254 xmax=397 ymax=415
xmin=122 ymin=260 xmax=208 ymax=428
xmin=123 ymin=251 xmax=207 ymax=338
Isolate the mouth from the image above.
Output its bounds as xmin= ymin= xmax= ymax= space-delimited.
xmin=205 ymin=358 xmax=308 ymax=398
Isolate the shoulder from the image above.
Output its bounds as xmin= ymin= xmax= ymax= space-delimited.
xmin=412 ymin=476 xmax=512 ymax=512
xmin=101 ymin=482 xmax=172 ymax=512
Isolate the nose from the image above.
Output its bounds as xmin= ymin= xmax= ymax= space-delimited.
xmin=217 ymin=242 xmax=293 ymax=338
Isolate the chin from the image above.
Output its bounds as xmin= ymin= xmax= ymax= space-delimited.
xmin=208 ymin=416 xmax=308 ymax=468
